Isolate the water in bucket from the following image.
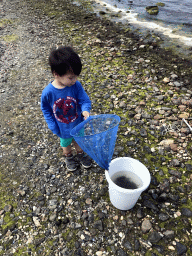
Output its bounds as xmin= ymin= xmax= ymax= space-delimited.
xmin=111 ymin=171 xmax=143 ymax=190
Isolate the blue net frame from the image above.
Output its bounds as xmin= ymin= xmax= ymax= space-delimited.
xmin=70 ymin=114 xmax=120 ymax=170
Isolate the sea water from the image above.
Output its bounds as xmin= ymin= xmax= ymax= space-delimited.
xmin=79 ymin=0 xmax=192 ymax=58
xmin=111 ymin=170 xmax=143 ymax=190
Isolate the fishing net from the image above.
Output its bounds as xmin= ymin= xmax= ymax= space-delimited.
xmin=70 ymin=114 xmax=120 ymax=170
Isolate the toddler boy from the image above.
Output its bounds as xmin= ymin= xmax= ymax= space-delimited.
xmin=41 ymin=46 xmax=92 ymax=171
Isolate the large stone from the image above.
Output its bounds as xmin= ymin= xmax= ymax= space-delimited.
xmin=123 ymin=241 xmax=133 ymax=251
xmin=33 ymin=216 xmax=41 ymax=227
xmin=143 ymin=200 xmax=159 ymax=212
xmin=141 ymin=219 xmax=152 ymax=233
xmin=170 ymin=159 xmax=180 ymax=167
xmin=117 ymin=249 xmax=128 ymax=256
xmin=163 ymin=77 xmax=170 ymax=83
xmin=4 ymin=205 xmax=13 ymax=212
xmin=148 ymin=231 xmax=162 ymax=243
xmin=159 ymin=139 xmax=174 ymax=146
xmin=94 ymin=220 xmax=104 ymax=231
xmin=163 ymin=230 xmax=175 ymax=239
xmin=176 ymin=242 xmax=187 ymax=255
xmin=168 ymin=169 xmax=182 ymax=178
xmin=157 ymin=2 xmax=165 ymax=7
xmin=186 ymin=164 xmax=192 ymax=172
xmin=181 ymin=208 xmax=192 ymax=217
xmin=158 ymin=213 xmax=169 ymax=221
xmin=159 ymin=179 xmax=170 ymax=193
xmin=179 ymin=112 xmax=189 ymax=119
xmin=146 ymin=6 xmax=159 ymax=15
xmin=49 ymin=213 xmax=57 ymax=222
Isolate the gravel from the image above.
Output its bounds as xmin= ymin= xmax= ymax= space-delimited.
xmin=0 ymin=0 xmax=192 ymax=255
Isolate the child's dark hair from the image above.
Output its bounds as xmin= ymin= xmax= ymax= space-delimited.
xmin=49 ymin=46 xmax=82 ymax=76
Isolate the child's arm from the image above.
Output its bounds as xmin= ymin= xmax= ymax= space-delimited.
xmin=41 ymin=94 xmax=61 ymax=137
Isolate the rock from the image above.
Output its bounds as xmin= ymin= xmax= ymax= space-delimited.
xmin=123 ymin=241 xmax=133 ymax=251
xmin=141 ymin=219 xmax=152 ymax=233
xmin=85 ymin=198 xmax=92 ymax=205
xmin=168 ymin=245 xmax=175 ymax=251
xmin=134 ymin=239 xmax=140 ymax=251
xmin=48 ymin=199 xmax=58 ymax=210
xmin=117 ymin=249 xmax=128 ymax=256
xmin=176 ymin=242 xmax=187 ymax=255
xmin=163 ymin=230 xmax=175 ymax=239
xmin=181 ymin=208 xmax=192 ymax=217
xmin=148 ymin=231 xmax=162 ymax=243
xmin=163 ymin=77 xmax=170 ymax=83
xmin=37 ymin=195 xmax=45 ymax=201
xmin=34 ymin=237 xmax=45 ymax=247
xmin=140 ymin=128 xmax=147 ymax=137
xmin=159 ymin=139 xmax=174 ymax=146
xmin=146 ymin=6 xmax=159 ymax=15
xmin=75 ymin=241 xmax=80 ymax=249
xmin=156 ymin=2 xmax=165 ymax=7
xmin=153 ymin=244 xmax=165 ymax=254
xmin=168 ymin=169 xmax=182 ymax=178
xmin=63 ymin=217 xmax=70 ymax=224
xmin=119 ymin=101 xmax=126 ymax=108
xmin=180 ymin=127 xmax=190 ymax=134
xmin=154 ymin=114 xmax=162 ymax=120
xmin=49 ymin=213 xmax=57 ymax=222
xmin=137 ymin=208 xmax=145 ymax=219
xmin=143 ymin=200 xmax=159 ymax=212
xmin=159 ymin=179 xmax=170 ymax=193
xmin=179 ymin=112 xmax=189 ymax=119
xmin=4 ymin=205 xmax=13 ymax=212
xmin=33 ymin=217 xmax=41 ymax=227
xmin=75 ymin=223 xmax=82 ymax=229
xmin=134 ymin=113 xmax=141 ymax=120
xmin=170 ymin=143 xmax=178 ymax=151
xmin=143 ymin=145 xmax=152 ymax=153
xmin=156 ymin=95 xmax=164 ymax=101
xmin=186 ymin=164 xmax=192 ymax=172
xmin=158 ymin=213 xmax=169 ymax=221
xmin=96 ymin=251 xmax=103 ymax=256
xmin=171 ymin=74 xmax=178 ymax=79
xmin=0 ymin=217 xmax=4 ymax=225
xmin=178 ymin=105 xmax=186 ymax=111
xmin=170 ymin=159 xmax=180 ymax=167
xmin=17 ymin=189 xmax=26 ymax=196
xmin=174 ymin=81 xmax=181 ymax=87
xmin=94 ymin=220 xmax=104 ymax=231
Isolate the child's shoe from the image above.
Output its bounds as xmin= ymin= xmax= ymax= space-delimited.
xmin=76 ymin=153 xmax=92 ymax=168
xmin=65 ymin=155 xmax=78 ymax=171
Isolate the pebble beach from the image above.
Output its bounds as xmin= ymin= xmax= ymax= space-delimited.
xmin=0 ymin=0 xmax=192 ymax=255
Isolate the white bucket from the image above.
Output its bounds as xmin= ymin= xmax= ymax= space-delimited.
xmin=105 ymin=157 xmax=151 ymax=210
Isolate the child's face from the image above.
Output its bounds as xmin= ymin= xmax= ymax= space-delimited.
xmin=55 ymin=72 xmax=78 ymax=87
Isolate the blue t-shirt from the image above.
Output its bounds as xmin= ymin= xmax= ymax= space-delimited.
xmin=41 ymin=81 xmax=91 ymax=139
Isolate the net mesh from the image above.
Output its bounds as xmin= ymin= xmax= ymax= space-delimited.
xmin=70 ymin=114 xmax=120 ymax=170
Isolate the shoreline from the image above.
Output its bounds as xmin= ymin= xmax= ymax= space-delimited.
xmin=0 ymin=0 xmax=192 ymax=255
xmin=78 ymin=0 xmax=192 ymax=62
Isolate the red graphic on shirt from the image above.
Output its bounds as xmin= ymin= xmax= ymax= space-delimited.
xmin=53 ymin=97 xmax=78 ymax=124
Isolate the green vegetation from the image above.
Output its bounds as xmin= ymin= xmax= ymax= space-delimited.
xmin=2 ymin=34 xmax=19 ymax=42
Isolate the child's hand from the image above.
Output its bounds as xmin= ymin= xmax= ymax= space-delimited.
xmin=82 ymin=111 xmax=90 ymax=120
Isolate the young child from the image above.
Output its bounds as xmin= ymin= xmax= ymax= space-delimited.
xmin=41 ymin=46 xmax=92 ymax=171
